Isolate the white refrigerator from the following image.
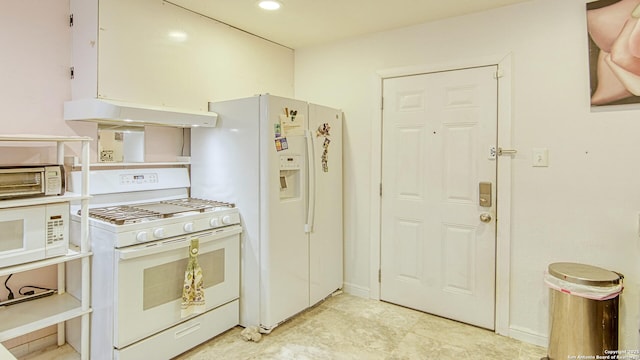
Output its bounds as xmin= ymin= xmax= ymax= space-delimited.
xmin=191 ymin=94 xmax=343 ymax=331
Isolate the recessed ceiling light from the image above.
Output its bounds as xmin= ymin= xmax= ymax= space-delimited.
xmin=258 ymin=0 xmax=281 ymax=10
xmin=168 ymin=31 xmax=188 ymax=42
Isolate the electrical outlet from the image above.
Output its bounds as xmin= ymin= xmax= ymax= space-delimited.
xmin=532 ymin=148 xmax=549 ymax=167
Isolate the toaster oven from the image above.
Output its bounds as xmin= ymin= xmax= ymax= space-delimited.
xmin=0 ymin=164 xmax=65 ymax=200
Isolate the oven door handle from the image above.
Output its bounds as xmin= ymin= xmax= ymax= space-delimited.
xmin=117 ymin=225 xmax=241 ymax=260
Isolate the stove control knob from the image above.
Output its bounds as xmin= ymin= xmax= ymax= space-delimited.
xmin=210 ymin=218 xmax=220 ymax=227
xmin=183 ymin=223 xmax=194 ymax=232
xmin=153 ymin=228 xmax=165 ymax=238
xmin=136 ymin=231 xmax=148 ymax=242
xmin=222 ymin=215 xmax=233 ymax=225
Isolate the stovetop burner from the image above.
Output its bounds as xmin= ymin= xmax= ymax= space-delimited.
xmin=81 ymin=198 xmax=235 ymax=225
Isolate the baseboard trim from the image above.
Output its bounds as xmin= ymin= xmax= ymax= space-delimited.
xmin=509 ymin=325 xmax=548 ymax=348
xmin=342 ymin=282 xmax=370 ymax=299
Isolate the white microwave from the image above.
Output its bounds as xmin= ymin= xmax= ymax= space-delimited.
xmin=0 ymin=202 xmax=69 ymax=268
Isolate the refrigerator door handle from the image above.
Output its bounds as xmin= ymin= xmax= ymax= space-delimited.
xmin=305 ymin=129 xmax=316 ymax=233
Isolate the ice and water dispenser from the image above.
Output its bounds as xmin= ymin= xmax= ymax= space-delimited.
xmin=279 ymin=155 xmax=301 ymax=200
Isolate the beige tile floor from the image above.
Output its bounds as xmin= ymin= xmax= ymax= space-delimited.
xmin=21 ymin=293 xmax=547 ymax=359
xmin=175 ymin=293 xmax=547 ymax=360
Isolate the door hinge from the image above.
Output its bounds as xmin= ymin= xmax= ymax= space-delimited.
xmin=381 ymin=97 xmax=384 ymax=111
xmin=379 ymin=183 xmax=382 ymax=197
xmin=69 ymin=14 xmax=74 ymax=27
xmin=70 ymin=66 xmax=75 ymax=80
xmin=378 ymin=269 xmax=381 ymax=283
xmin=493 ymin=69 xmax=504 ymax=79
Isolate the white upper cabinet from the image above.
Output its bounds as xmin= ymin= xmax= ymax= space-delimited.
xmin=67 ymin=0 xmax=294 ymax=127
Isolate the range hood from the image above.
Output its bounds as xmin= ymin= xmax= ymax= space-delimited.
xmin=64 ymin=98 xmax=218 ymax=127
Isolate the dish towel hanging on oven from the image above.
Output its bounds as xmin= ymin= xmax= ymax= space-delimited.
xmin=181 ymin=238 xmax=205 ymax=318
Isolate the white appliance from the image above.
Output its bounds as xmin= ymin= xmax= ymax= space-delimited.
xmin=68 ymin=168 xmax=241 ymax=360
xmin=191 ymin=94 xmax=343 ymax=332
xmin=0 ymin=202 xmax=68 ymax=268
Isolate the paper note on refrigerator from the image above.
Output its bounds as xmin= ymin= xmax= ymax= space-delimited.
xmin=279 ymin=114 xmax=305 ymax=136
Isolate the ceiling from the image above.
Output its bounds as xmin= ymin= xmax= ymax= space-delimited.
xmin=166 ymin=0 xmax=532 ymax=49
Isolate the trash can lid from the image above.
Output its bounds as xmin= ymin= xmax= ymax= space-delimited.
xmin=548 ymin=262 xmax=621 ymax=287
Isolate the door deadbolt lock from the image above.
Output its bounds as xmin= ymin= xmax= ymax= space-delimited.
xmin=480 ymin=213 xmax=492 ymax=223
xmin=479 ymin=182 xmax=492 ymax=207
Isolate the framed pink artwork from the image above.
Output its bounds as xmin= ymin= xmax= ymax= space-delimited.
xmin=587 ymin=0 xmax=640 ymax=107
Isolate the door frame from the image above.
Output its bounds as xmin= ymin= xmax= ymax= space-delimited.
xmin=369 ymin=53 xmax=513 ymax=336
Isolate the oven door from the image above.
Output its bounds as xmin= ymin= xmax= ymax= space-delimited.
xmin=0 ymin=167 xmax=44 ymax=199
xmin=114 ymin=225 xmax=241 ymax=348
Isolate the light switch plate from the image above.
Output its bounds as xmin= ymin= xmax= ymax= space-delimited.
xmin=532 ymin=148 xmax=548 ymax=167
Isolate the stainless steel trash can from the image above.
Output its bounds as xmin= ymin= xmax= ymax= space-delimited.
xmin=545 ymin=262 xmax=623 ymax=360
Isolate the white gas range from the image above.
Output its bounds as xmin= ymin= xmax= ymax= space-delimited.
xmin=83 ymin=197 xmax=240 ymax=248
xmin=69 ymin=168 xmax=241 ymax=360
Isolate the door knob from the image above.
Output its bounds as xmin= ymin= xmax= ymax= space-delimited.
xmin=480 ymin=213 xmax=492 ymax=223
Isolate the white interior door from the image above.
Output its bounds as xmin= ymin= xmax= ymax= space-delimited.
xmin=380 ymin=66 xmax=498 ymax=330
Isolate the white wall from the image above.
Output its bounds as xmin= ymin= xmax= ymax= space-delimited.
xmin=295 ymin=0 xmax=640 ymax=350
xmin=0 ymin=0 xmax=75 ymax=138
xmin=0 ymin=0 xmax=75 ymax=351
